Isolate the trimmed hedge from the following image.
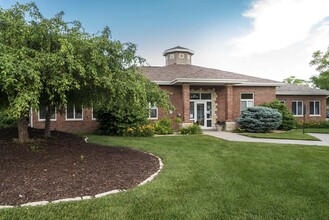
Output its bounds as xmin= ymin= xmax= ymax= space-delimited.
xmin=237 ymin=107 xmax=282 ymax=133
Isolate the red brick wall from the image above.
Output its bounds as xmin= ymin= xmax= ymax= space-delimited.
xmin=32 ymin=108 xmax=98 ymax=133
xmin=232 ymin=86 xmax=277 ymax=120
xmin=276 ymin=95 xmax=327 ymax=122
xmin=157 ymin=85 xmax=184 ymax=130
xmin=216 ymin=87 xmax=226 ymax=122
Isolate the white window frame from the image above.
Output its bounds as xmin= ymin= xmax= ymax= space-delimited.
xmin=65 ymin=105 xmax=84 ymax=121
xmin=240 ymin=93 xmax=254 ymax=112
xmin=179 ymin=53 xmax=184 ymax=58
xmin=148 ymin=104 xmax=158 ymax=120
xmin=92 ymin=107 xmax=97 ymax=120
xmin=38 ymin=106 xmax=57 ymax=122
xmin=292 ymin=101 xmax=303 ymax=116
xmin=169 ymin=54 xmax=175 ymax=59
xmin=310 ymin=100 xmax=321 ymax=116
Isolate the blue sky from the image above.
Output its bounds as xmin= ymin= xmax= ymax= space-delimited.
xmin=1 ymin=0 xmax=329 ymax=81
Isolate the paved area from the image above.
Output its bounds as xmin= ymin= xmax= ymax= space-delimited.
xmin=203 ymin=131 xmax=329 ymax=146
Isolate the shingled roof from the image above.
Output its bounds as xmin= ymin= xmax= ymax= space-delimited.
xmin=140 ymin=64 xmax=280 ymax=84
xmin=276 ymin=83 xmax=329 ymax=95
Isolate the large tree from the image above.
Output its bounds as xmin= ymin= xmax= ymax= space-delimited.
xmin=0 ymin=3 xmax=170 ymax=141
xmin=310 ymin=46 xmax=329 ymax=90
xmin=0 ymin=3 xmax=42 ymax=142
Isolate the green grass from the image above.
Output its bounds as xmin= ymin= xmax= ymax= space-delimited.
xmin=2 ymin=135 xmax=329 ymax=219
xmin=242 ymin=129 xmax=320 ymax=141
xmin=303 ymin=128 xmax=329 ymax=134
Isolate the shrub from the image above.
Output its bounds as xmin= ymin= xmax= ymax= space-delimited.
xmin=261 ymin=99 xmax=296 ymax=130
xmin=96 ymin=108 xmax=148 ymax=136
xmin=296 ymin=121 xmax=329 ymax=128
xmin=0 ymin=111 xmax=16 ymax=128
xmin=154 ymin=118 xmax=174 ymax=135
xmin=124 ymin=124 xmax=155 ymax=137
xmin=237 ymin=107 xmax=282 ymax=133
xmin=180 ymin=124 xmax=202 ymax=135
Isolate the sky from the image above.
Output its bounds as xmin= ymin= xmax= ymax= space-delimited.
xmin=1 ymin=0 xmax=329 ymax=82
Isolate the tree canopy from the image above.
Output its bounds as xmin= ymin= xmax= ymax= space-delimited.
xmin=0 ymin=3 xmax=170 ymax=142
xmin=310 ymin=46 xmax=329 ymax=90
xmin=283 ymin=76 xmax=309 ymax=86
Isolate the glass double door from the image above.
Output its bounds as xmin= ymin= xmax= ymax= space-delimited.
xmin=191 ymin=101 xmax=212 ymax=129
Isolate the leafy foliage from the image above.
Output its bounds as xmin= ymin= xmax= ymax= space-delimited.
xmin=95 ymin=108 xmax=148 ymax=136
xmin=123 ymin=125 xmax=155 ymax=137
xmin=180 ymin=124 xmax=202 ymax=135
xmin=310 ymin=46 xmax=329 ymax=90
xmin=0 ymin=2 xmax=171 ymax=141
xmin=154 ymin=118 xmax=174 ymax=135
xmin=0 ymin=110 xmax=16 ymax=128
xmin=283 ymin=76 xmax=309 ymax=86
xmin=296 ymin=121 xmax=329 ymax=129
xmin=261 ymin=99 xmax=296 ymax=130
xmin=237 ymin=107 xmax=282 ymax=133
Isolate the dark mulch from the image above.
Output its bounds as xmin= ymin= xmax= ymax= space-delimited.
xmin=0 ymin=128 xmax=159 ymax=206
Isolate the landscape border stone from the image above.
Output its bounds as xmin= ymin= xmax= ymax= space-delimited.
xmin=0 ymin=143 xmax=163 ymax=209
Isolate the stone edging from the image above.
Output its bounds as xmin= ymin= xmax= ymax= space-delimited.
xmin=0 ymin=138 xmax=163 ymax=209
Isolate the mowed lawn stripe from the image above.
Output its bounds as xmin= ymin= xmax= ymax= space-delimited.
xmin=1 ymin=135 xmax=329 ymax=219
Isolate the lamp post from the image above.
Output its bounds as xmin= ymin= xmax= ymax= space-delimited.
xmin=303 ymin=104 xmax=306 ymax=134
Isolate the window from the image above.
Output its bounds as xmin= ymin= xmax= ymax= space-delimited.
xmin=190 ymin=101 xmax=194 ymax=119
xmin=190 ymin=93 xmax=211 ymax=100
xmin=310 ymin=101 xmax=320 ymax=116
xmin=66 ymin=105 xmax=83 ymax=120
xmin=241 ymin=93 xmax=254 ymax=111
xmin=148 ymin=104 xmax=158 ymax=119
xmin=292 ymin=101 xmax=303 ymax=116
xmin=187 ymin=54 xmax=191 ymax=60
xmin=38 ymin=106 xmax=56 ymax=121
xmin=92 ymin=107 xmax=98 ymax=120
xmin=179 ymin=53 xmax=184 ymax=58
xmin=169 ymin=54 xmax=174 ymax=59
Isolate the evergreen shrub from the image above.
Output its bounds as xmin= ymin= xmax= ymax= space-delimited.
xmin=237 ymin=107 xmax=282 ymax=133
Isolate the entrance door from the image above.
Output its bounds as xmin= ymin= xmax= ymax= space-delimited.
xmin=196 ymin=102 xmax=206 ymax=128
xmin=193 ymin=101 xmax=212 ymax=129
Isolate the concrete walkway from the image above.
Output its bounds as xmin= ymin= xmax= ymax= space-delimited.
xmin=203 ymin=131 xmax=329 ymax=146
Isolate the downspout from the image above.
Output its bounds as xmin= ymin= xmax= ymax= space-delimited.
xmin=29 ymin=107 xmax=33 ymax=128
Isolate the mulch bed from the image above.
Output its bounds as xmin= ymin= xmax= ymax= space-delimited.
xmin=0 ymin=128 xmax=159 ymax=206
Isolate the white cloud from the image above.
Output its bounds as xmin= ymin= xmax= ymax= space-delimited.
xmin=231 ymin=0 xmax=329 ymax=56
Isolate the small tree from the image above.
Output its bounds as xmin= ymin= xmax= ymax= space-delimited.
xmin=237 ymin=107 xmax=282 ymax=133
xmin=261 ymin=99 xmax=296 ymax=130
xmin=310 ymin=46 xmax=329 ymax=90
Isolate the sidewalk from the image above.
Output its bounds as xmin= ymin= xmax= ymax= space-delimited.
xmin=203 ymin=130 xmax=329 ymax=146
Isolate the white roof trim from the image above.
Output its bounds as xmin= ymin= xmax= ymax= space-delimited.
xmin=153 ymin=78 xmax=282 ymax=86
xmin=235 ymin=82 xmax=284 ymax=86
xmin=276 ymin=91 xmax=329 ymax=95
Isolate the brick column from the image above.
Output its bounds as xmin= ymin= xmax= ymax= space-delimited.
xmin=182 ymin=83 xmax=190 ymax=123
xmin=225 ymin=85 xmax=234 ymax=122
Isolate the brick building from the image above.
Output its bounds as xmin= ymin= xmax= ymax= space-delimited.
xmin=30 ymin=46 xmax=329 ymax=132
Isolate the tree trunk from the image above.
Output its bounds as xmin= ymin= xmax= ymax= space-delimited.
xmin=17 ymin=113 xmax=29 ymax=143
xmin=44 ymin=105 xmax=52 ymax=138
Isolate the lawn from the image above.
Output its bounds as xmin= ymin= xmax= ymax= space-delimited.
xmin=304 ymin=128 xmax=329 ymax=134
xmin=241 ymin=129 xmax=320 ymax=141
xmin=2 ymin=135 xmax=329 ymax=219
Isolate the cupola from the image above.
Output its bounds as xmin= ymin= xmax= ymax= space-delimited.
xmin=163 ymin=46 xmax=194 ymax=66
